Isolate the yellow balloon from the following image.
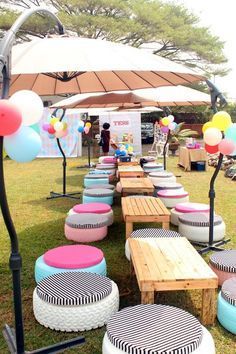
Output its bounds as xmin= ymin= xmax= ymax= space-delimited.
xmin=212 ymin=111 xmax=232 ymax=131
xmin=63 ymin=122 xmax=68 ymax=130
xmin=85 ymin=122 xmax=92 ymax=128
xmin=50 ymin=117 xmax=59 ymax=125
xmin=162 ymin=117 xmax=170 ymax=126
xmin=202 ymin=121 xmax=214 ymax=133
xmin=3 ymin=149 xmax=7 ymax=158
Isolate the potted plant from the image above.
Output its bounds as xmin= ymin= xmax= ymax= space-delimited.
xmin=169 ymin=122 xmax=198 ymax=155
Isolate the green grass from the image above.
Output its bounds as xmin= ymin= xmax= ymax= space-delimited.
xmin=0 ymin=156 xmax=235 ymax=353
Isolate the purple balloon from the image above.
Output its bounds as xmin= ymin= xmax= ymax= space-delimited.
xmin=161 ymin=126 xmax=169 ymax=133
xmin=42 ymin=122 xmax=50 ymax=132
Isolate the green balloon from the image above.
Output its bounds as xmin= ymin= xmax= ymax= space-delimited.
xmin=30 ymin=123 xmax=40 ymax=134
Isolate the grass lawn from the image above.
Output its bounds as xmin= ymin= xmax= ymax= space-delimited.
xmin=0 ymin=156 xmax=235 ymax=353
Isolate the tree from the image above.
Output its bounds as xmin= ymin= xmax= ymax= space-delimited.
xmin=0 ymin=0 xmax=228 ymax=76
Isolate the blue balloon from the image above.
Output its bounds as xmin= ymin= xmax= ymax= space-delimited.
xmin=78 ymin=126 xmax=84 ymax=133
xmin=120 ymin=150 xmax=126 ymax=156
xmin=48 ymin=134 xmax=55 ymax=139
xmin=4 ymin=126 xmax=42 ymax=163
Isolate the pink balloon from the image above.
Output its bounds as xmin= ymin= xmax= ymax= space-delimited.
xmin=84 ymin=126 xmax=90 ymax=134
xmin=218 ymin=139 xmax=235 ymax=155
xmin=161 ymin=126 xmax=169 ymax=133
xmin=0 ymin=100 xmax=22 ymax=136
xmin=203 ymin=127 xmax=222 ymax=146
xmin=42 ymin=123 xmax=50 ymax=132
xmin=55 ymin=130 xmax=65 ymax=139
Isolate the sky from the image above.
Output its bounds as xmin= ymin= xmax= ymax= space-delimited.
xmin=174 ymin=0 xmax=236 ymax=100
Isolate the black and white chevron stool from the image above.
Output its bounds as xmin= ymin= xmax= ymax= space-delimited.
xmin=125 ymin=228 xmax=182 ymax=261
xmin=102 ymin=304 xmax=215 ymax=354
xmin=33 ymin=272 xmax=119 ymax=332
xmin=209 ymin=250 xmax=236 ymax=286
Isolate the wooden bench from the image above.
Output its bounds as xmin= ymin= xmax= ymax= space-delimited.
xmin=118 ymin=165 xmax=144 ymax=178
xmin=122 ymin=196 xmax=170 ymax=239
xmin=120 ymin=178 xmax=154 ymax=197
xmin=129 ymin=236 xmax=218 ymax=325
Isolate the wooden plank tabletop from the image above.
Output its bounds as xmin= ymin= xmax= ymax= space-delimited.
xmin=120 ymin=178 xmax=154 ymax=190
xmin=122 ymin=196 xmax=170 ymax=217
xmin=129 ymin=237 xmax=218 ymax=291
xmin=118 ymin=165 xmax=143 ymax=172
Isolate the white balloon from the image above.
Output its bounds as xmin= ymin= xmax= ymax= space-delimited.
xmin=168 ymin=115 xmax=174 ymax=123
xmin=54 ymin=121 xmax=64 ymax=132
xmin=9 ymin=90 xmax=44 ymax=126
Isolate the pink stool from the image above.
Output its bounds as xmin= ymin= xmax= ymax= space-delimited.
xmin=68 ymin=202 xmax=114 ymax=225
xmin=209 ymin=250 xmax=236 ymax=286
xmin=65 ymin=213 xmax=109 ymax=242
xmin=157 ymin=189 xmax=189 ymax=208
xmin=171 ymin=202 xmax=210 ymax=225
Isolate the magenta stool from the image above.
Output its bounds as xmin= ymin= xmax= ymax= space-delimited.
xmin=209 ymin=250 xmax=236 ymax=286
xmin=65 ymin=213 xmax=110 ymax=242
xmin=171 ymin=202 xmax=210 ymax=226
xmin=157 ymin=189 xmax=189 ymax=208
xmin=68 ymin=202 xmax=114 ymax=225
xmin=35 ymin=244 xmax=107 ymax=283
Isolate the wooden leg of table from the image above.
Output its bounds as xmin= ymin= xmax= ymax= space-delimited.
xmin=126 ymin=222 xmax=133 ymax=239
xmin=162 ymin=222 xmax=169 ymax=230
xmin=201 ymin=288 xmax=216 ymax=325
xmin=141 ymin=291 xmax=154 ymax=304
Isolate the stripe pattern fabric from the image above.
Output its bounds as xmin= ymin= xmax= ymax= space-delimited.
xmin=179 ymin=212 xmax=222 ymax=227
xmin=130 ymin=228 xmax=181 ymax=238
xmin=65 ymin=213 xmax=109 ymax=228
xmin=107 ymin=304 xmax=203 ymax=354
xmin=83 ymin=188 xmax=114 ymax=197
xmin=221 ymin=278 xmax=236 ymax=306
xmin=36 ymin=272 xmax=112 ymax=306
xmin=210 ymin=250 xmax=236 ymax=272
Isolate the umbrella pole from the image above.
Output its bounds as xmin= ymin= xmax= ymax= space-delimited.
xmin=163 ymin=130 xmax=170 ymax=170
xmin=47 ymin=109 xmax=80 ymax=200
xmin=0 ymin=8 xmax=85 ymax=353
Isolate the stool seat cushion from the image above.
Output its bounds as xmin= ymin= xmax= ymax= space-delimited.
xmin=107 ymin=304 xmax=203 ymax=354
xmin=85 ymin=173 xmax=110 ymax=179
xmin=157 ymin=190 xmax=188 ymax=198
xmin=221 ymin=278 xmax=236 ymax=306
xmin=209 ymin=250 xmax=236 ymax=273
xmin=155 ymin=182 xmax=183 ymax=190
xmin=143 ymin=163 xmax=163 ymax=168
xmin=37 ymin=272 xmax=112 ymax=306
xmin=149 ymin=171 xmax=173 ymax=178
xmin=86 ymin=184 xmax=115 ymax=190
xmin=97 ymin=163 xmax=116 ymax=169
xmin=83 ymin=188 xmax=114 ymax=197
xmin=44 ymin=245 xmax=104 ymax=269
xmin=73 ymin=203 xmax=111 ymax=214
xmin=89 ymin=170 xmax=112 ymax=175
xmin=65 ymin=213 xmax=109 ymax=228
xmin=175 ymin=202 xmax=210 ymax=213
xmin=103 ymin=157 xmax=117 ymax=164
xmin=179 ymin=212 xmax=222 ymax=227
xmin=130 ymin=228 xmax=181 ymax=238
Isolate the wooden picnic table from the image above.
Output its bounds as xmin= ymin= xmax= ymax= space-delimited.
xmin=118 ymin=165 xmax=144 ymax=178
xmin=122 ymin=196 xmax=170 ymax=238
xmin=129 ymin=236 xmax=218 ymax=325
xmin=120 ymin=177 xmax=154 ymax=197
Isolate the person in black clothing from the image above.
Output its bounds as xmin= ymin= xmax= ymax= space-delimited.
xmin=101 ymin=122 xmax=110 ymax=156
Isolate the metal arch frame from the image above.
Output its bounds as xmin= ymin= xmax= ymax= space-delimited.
xmin=0 ymin=8 xmax=84 ymax=353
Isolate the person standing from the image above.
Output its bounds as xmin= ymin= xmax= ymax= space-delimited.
xmin=101 ymin=122 xmax=110 ymax=156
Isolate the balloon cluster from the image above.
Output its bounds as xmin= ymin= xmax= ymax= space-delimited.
xmin=77 ymin=120 xmax=91 ymax=134
xmin=159 ymin=115 xmax=177 ymax=133
xmin=43 ymin=117 xmax=68 ymax=139
xmin=0 ymin=90 xmax=43 ymax=163
xmin=115 ymin=143 xmax=133 ymax=157
xmin=203 ymin=111 xmax=236 ymax=155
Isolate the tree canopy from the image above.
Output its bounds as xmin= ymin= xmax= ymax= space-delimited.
xmin=0 ymin=0 xmax=228 ymax=77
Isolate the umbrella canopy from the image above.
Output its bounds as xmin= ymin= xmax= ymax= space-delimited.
xmin=51 ymin=85 xmax=210 ymax=109
xmin=10 ymin=36 xmax=205 ymax=96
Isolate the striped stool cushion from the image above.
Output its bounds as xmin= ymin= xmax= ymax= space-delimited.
xmin=157 ymin=190 xmax=189 ymax=198
xmin=140 ymin=156 xmax=156 ymax=162
xmin=107 ymin=304 xmax=203 ymax=354
xmin=221 ymin=278 xmax=236 ymax=306
xmin=36 ymin=272 xmax=112 ymax=306
xmin=149 ymin=171 xmax=173 ymax=178
xmin=175 ymin=202 xmax=210 ymax=213
xmin=85 ymin=173 xmax=110 ymax=178
xmin=73 ymin=203 xmax=111 ymax=214
xmin=83 ymin=189 xmax=114 ymax=197
xmin=179 ymin=212 xmax=222 ymax=227
xmin=130 ymin=228 xmax=181 ymax=238
xmin=86 ymin=184 xmax=115 ymax=190
xmin=65 ymin=213 xmax=109 ymax=228
xmin=209 ymin=250 xmax=236 ymax=273
xmin=44 ymin=245 xmax=104 ymax=269
xmin=155 ymin=182 xmax=183 ymax=190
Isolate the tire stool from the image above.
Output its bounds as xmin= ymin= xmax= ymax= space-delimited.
xmin=178 ymin=212 xmax=225 ymax=243
xmin=125 ymin=228 xmax=181 ymax=260
xmin=96 ymin=163 xmax=116 ymax=176
xmin=171 ymin=202 xmax=210 ymax=226
xmin=68 ymin=202 xmax=114 ymax=225
xmin=86 ymin=184 xmax=115 ymax=190
xmin=209 ymin=250 xmax=236 ymax=286
xmin=84 ymin=174 xmax=109 ymax=188
xmin=102 ymin=304 xmax=215 ymax=354
xmin=153 ymin=182 xmax=184 ymax=197
xmin=157 ymin=189 xmax=189 ymax=208
xmin=143 ymin=162 xmax=164 ymax=174
xmin=35 ymin=244 xmax=107 ymax=283
xmin=65 ymin=213 xmax=109 ymax=242
xmin=83 ymin=188 xmax=114 ymax=205
xmin=99 ymin=156 xmax=117 ymax=164
xmin=217 ymin=278 xmax=236 ymax=334
xmin=33 ymin=272 xmax=119 ymax=332
xmin=148 ymin=171 xmax=176 ymax=186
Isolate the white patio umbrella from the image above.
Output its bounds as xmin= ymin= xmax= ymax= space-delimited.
xmin=10 ymin=36 xmax=205 ymax=96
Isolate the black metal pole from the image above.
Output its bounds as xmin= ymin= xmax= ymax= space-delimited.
xmin=163 ymin=130 xmax=170 ymax=171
